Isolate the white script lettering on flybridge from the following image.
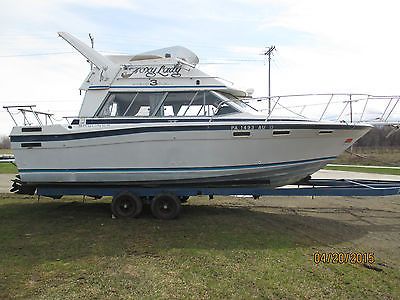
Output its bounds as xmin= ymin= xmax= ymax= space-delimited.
xmin=121 ymin=65 xmax=183 ymax=78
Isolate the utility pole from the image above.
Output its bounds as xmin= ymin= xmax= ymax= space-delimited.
xmin=263 ymin=45 xmax=276 ymax=114
xmin=349 ymin=94 xmax=353 ymax=123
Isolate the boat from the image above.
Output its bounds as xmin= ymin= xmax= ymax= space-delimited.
xmin=8 ymin=32 xmax=371 ymax=193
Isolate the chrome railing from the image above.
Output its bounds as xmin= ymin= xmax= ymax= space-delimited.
xmin=3 ymin=105 xmax=55 ymax=126
xmin=245 ymin=93 xmax=400 ymax=124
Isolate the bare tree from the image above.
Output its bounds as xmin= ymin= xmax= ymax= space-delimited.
xmin=355 ymin=126 xmax=400 ymax=148
xmin=0 ymin=136 xmax=10 ymax=149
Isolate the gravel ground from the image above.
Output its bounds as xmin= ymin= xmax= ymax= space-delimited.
xmin=200 ymin=191 xmax=400 ymax=272
xmin=0 ymin=174 xmax=15 ymax=193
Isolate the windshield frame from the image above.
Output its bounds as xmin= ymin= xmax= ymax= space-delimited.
xmin=211 ymin=91 xmax=259 ymax=114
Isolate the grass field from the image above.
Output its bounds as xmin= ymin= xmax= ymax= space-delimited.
xmin=325 ymin=165 xmax=400 ymax=175
xmin=333 ymin=147 xmax=400 ymax=167
xmin=0 ymin=163 xmax=17 ymax=174
xmin=0 ymin=194 xmax=399 ymax=299
xmin=0 ymin=148 xmax=15 ymax=174
xmin=0 ymin=149 xmax=12 ymax=155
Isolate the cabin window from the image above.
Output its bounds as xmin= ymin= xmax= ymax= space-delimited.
xmin=97 ymin=92 xmax=166 ymax=117
xmin=160 ymin=91 xmax=223 ymax=117
xmin=96 ymin=91 xmax=242 ymax=117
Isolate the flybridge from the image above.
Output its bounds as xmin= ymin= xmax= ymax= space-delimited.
xmin=57 ymin=32 xmax=228 ymax=91
xmin=56 ymin=32 xmax=236 ymax=116
xmin=57 ymin=32 xmax=200 ymax=75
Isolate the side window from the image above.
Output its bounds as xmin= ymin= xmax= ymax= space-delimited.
xmin=160 ymin=92 xmax=197 ymax=116
xmin=97 ymin=93 xmax=137 ymax=117
xmin=98 ymin=94 xmax=116 ymax=117
xmin=97 ymin=91 xmax=240 ymax=118
xmin=182 ymin=92 xmax=206 ymax=116
xmin=159 ymin=91 xmax=222 ymax=117
xmin=97 ymin=92 xmax=166 ymax=117
xmin=128 ymin=93 xmax=166 ymax=117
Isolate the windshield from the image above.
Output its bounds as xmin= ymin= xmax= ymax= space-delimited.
xmin=212 ymin=91 xmax=260 ymax=115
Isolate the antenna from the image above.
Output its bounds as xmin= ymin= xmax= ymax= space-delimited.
xmin=88 ymin=33 xmax=94 ymax=48
xmin=58 ymin=32 xmax=114 ymax=78
xmin=263 ymin=45 xmax=276 ymax=114
xmin=88 ymin=33 xmax=94 ymax=71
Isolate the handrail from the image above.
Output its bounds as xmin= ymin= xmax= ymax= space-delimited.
xmin=3 ymin=105 xmax=55 ymax=126
xmin=5 ymin=93 xmax=400 ymax=127
xmin=247 ymin=93 xmax=400 ymax=124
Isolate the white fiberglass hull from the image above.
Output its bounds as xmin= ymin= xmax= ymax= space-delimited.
xmin=10 ymin=120 xmax=371 ymax=188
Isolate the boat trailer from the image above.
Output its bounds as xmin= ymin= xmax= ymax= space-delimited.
xmin=29 ymin=178 xmax=400 ymax=220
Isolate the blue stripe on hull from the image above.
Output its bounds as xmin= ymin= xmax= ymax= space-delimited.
xmin=19 ymin=156 xmax=336 ymax=174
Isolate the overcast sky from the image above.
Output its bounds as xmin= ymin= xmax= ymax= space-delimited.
xmin=1 ymin=0 xmax=400 ymax=134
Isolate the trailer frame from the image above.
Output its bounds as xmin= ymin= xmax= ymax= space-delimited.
xmin=36 ymin=179 xmax=400 ymax=198
xmin=33 ymin=178 xmax=400 ymax=220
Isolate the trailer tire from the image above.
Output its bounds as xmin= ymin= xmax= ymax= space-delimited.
xmin=151 ymin=192 xmax=181 ymax=220
xmin=111 ymin=191 xmax=143 ymax=218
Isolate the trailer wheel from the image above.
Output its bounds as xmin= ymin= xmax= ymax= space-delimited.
xmin=111 ymin=191 xmax=143 ymax=218
xmin=151 ymin=192 xmax=181 ymax=220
